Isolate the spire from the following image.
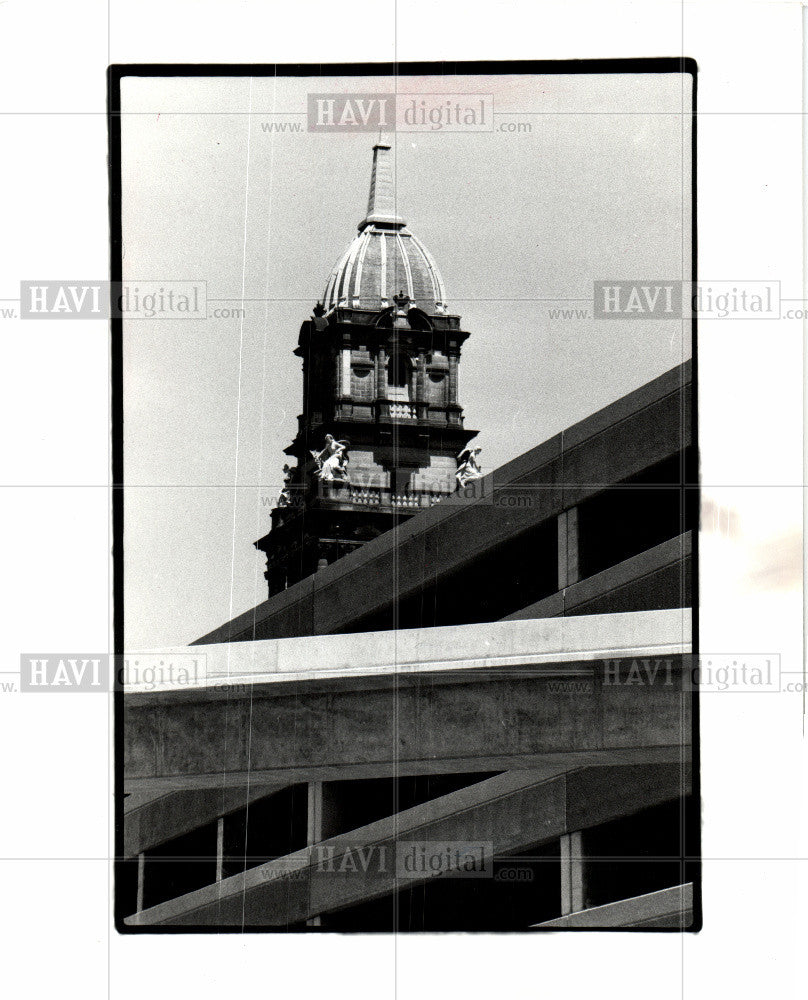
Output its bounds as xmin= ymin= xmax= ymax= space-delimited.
xmin=358 ymin=138 xmax=405 ymax=231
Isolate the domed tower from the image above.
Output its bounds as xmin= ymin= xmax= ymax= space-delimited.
xmin=255 ymin=140 xmax=478 ymax=597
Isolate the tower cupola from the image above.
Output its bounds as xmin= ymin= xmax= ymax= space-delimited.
xmin=254 ymin=141 xmax=478 ymax=596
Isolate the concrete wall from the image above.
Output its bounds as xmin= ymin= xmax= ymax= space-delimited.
xmin=125 ymin=609 xmax=691 ymax=794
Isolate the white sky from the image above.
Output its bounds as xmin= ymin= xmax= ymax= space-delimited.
xmin=120 ymin=72 xmax=692 ymax=647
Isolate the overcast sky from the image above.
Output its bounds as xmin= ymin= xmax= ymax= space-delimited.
xmin=120 ymin=71 xmax=692 ymax=648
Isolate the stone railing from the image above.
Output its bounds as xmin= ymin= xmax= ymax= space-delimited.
xmin=390 ymin=492 xmax=420 ymax=508
xmin=388 ymin=402 xmax=417 ymax=420
xmin=319 ymin=482 xmax=449 ymax=510
xmin=349 ymin=487 xmax=383 ymax=505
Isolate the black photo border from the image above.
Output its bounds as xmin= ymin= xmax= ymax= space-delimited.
xmin=109 ymin=57 xmax=699 ymax=935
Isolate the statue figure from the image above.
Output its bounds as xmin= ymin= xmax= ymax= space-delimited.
xmin=456 ymin=445 xmax=482 ymax=488
xmin=312 ymin=301 xmax=328 ymax=332
xmin=311 ymin=434 xmax=350 ymax=483
xmin=278 ymin=464 xmax=293 ymax=506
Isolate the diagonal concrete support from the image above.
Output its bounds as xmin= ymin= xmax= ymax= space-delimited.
xmin=126 ymin=762 xmax=690 ymax=927
xmin=124 ymin=784 xmax=286 ymax=858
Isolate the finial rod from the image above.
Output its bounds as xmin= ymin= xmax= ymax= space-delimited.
xmin=358 ymin=137 xmax=404 ymax=230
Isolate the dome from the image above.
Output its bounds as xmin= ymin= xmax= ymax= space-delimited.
xmin=323 ymin=225 xmax=447 ymax=315
xmin=322 ymin=142 xmax=448 ymax=315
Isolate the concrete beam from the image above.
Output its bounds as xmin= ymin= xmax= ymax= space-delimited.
xmin=534 ymin=882 xmax=694 ymax=929
xmin=124 ymin=784 xmax=287 ymax=858
xmin=124 ymin=611 xmax=691 ymax=793
xmin=508 ymin=532 xmax=692 ymax=621
xmin=131 ymin=610 xmax=690 ymax=695
xmin=124 ymin=789 xmax=175 ymax=814
xmin=125 ymin=747 xmax=690 ymax=797
xmin=126 ymin=762 xmax=690 ymax=927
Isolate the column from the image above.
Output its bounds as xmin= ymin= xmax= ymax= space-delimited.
xmin=415 ymin=353 xmax=426 ymax=404
xmin=307 ymin=781 xmax=324 ymax=847
xmin=306 ymin=782 xmax=324 ymax=926
xmin=375 ymin=345 xmax=388 ymax=414
xmin=557 ymin=507 xmax=579 ymax=590
xmin=447 ymin=352 xmax=459 ymax=405
xmin=306 ymin=781 xmax=323 ymax=927
xmin=560 ymin=831 xmax=585 ymax=915
xmin=215 ymin=817 xmax=224 ymax=882
xmin=341 ymin=348 xmax=351 ymax=399
xmin=306 ymin=781 xmax=340 ymax=926
xmin=136 ymin=852 xmax=145 ymax=913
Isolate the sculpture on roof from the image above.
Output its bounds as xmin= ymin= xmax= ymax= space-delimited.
xmin=278 ymin=463 xmax=293 ymax=506
xmin=311 ymin=434 xmax=350 ymax=483
xmin=456 ymin=445 xmax=482 ymax=488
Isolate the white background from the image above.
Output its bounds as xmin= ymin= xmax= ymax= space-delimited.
xmin=0 ymin=1 xmax=804 ymax=998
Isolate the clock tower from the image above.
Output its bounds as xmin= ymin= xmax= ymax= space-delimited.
xmin=255 ymin=140 xmax=478 ymax=597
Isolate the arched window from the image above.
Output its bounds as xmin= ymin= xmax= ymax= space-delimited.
xmin=427 ymin=370 xmax=448 ymax=407
xmin=386 ymin=350 xmax=411 ymax=400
